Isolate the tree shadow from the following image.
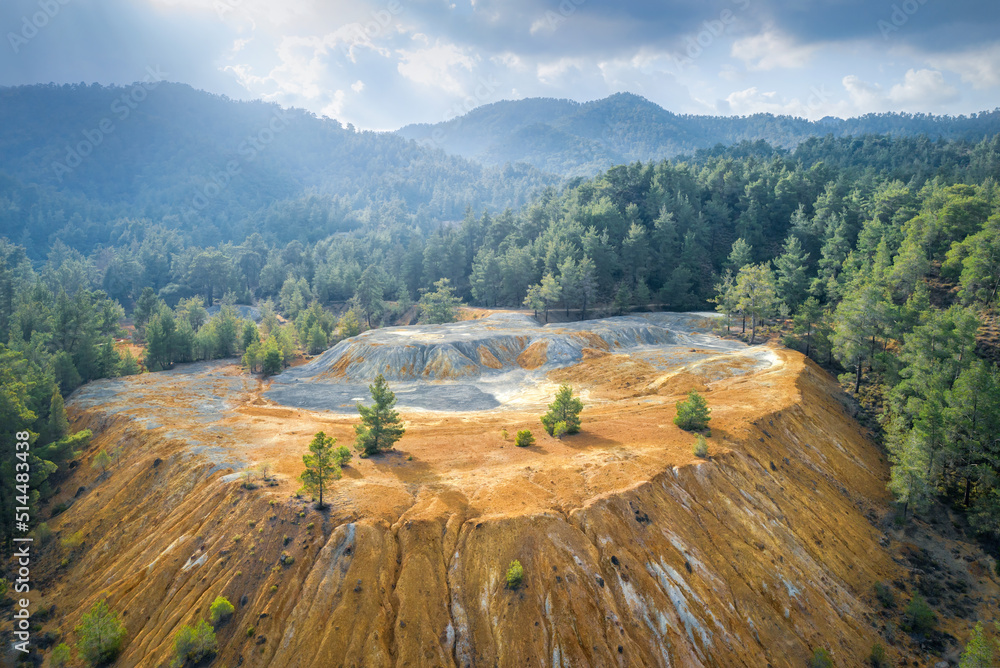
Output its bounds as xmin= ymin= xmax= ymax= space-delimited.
xmin=365 ymin=448 xmax=440 ymax=484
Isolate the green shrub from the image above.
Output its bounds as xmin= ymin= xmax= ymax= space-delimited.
xmin=674 ymin=390 xmax=711 ymax=431
xmin=693 ymin=434 xmax=709 ymax=458
xmin=50 ymin=643 xmax=72 ymax=668
xmin=61 ymin=531 xmax=84 ymax=551
xmin=552 ymin=421 xmax=568 ymax=439
xmin=869 ymin=642 xmax=890 ymax=668
xmin=514 ymin=430 xmax=535 ymax=447
xmin=171 ymin=619 xmax=217 ymax=668
xmin=506 ymin=560 xmax=524 ymax=589
xmin=901 ymin=594 xmax=935 ymax=635
xmin=808 ymin=647 xmax=834 ymax=668
xmin=500 ymin=428 xmax=508 ymax=440
xmin=246 ymin=625 xmax=255 ymax=638
xmin=76 ymin=599 xmax=127 ymax=666
xmin=209 ymin=596 xmax=235 ymax=625
xmin=34 ymin=522 xmax=53 ymax=545
xmin=874 ymin=581 xmax=895 ymax=608
xmin=334 ymin=445 xmax=353 ymax=466
xmin=959 ymin=621 xmax=995 ymax=668
xmin=540 ymin=384 xmax=583 ymax=436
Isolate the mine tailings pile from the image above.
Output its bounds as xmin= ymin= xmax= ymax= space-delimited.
xmin=36 ymin=344 xmax=909 ymax=667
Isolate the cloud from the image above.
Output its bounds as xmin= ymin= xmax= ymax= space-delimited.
xmin=396 ymin=39 xmax=478 ymax=95
xmin=925 ymin=43 xmax=1000 ymax=89
xmin=843 ymin=68 xmax=959 ymax=112
xmin=731 ymin=28 xmax=818 ymax=71
xmin=1 ymin=0 xmax=997 ymax=131
xmin=718 ymin=85 xmax=831 ymax=118
xmin=888 ymin=68 xmax=959 ymax=105
xmin=536 ymin=58 xmax=585 ymax=85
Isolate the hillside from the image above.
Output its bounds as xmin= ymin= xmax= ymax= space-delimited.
xmin=19 ymin=312 xmax=996 ymax=666
xmin=397 ymin=92 xmax=1000 ymax=176
xmin=0 ymin=83 xmax=558 ymax=256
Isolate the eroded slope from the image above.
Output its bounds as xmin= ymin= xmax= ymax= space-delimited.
xmin=38 ymin=319 xmax=915 ymax=667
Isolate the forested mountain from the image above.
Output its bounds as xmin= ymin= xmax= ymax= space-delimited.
xmin=3 ymin=109 xmax=1000 ymax=612
xmin=0 ymin=83 xmax=557 ymax=258
xmin=397 ymin=92 xmax=1000 ymax=176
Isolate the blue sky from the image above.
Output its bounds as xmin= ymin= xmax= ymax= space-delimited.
xmin=2 ymin=0 xmax=999 ymax=130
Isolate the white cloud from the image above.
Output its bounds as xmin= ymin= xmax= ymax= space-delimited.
xmin=731 ymin=28 xmax=818 ymax=71
xmin=925 ymin=44 xmax=1000 ymax=89
xmin=888 ymin=68 xmax=959 ymax=105
xmin=351 ymin=79 xmax=365 ymax=92
xmin=536 ymin=58 xmax=584 ymax=85
xmin=321 ymin=89 xmax=346 ymax=119
xmin=491 ymin=52 xmax=526 ymax=71
xmin=843 ymin=74 xmax=884 ymax=109
xmin=841 ymin=69 xmax=958 ymax=112
xmin=396 ymin=40 xmax=477 ymax=95
xmin=718 ymin=84 xmax=836 ymax=119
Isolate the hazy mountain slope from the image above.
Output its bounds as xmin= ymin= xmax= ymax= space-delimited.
xmin=0 ymin=83 xmax=559 ymax=253
xmin=397 ymin=92 xmax=1000 ymax=176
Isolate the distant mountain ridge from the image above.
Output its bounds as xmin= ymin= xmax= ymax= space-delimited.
xmin=397 ymin=92 xmax=1000 ymax=176
xmin=0 ymin=82 xmax=557 ymax=255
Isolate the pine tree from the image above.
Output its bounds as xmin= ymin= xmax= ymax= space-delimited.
xmin=299 ymin=431 xmax=342 ymax=508
xmin=578 ymin=256 xmax=598 ymax=319
xmin=813 ymin=213 xmax=851 ymax=300
xmin=726 ymin=238 xmax=753 ymax=272
xmin=674 ymin=391 xmax=711 ymax=431
xmin=48 ymin=388 xmax=69 ymax=442
xmin=541 ymin=384 xmax=583 ymax=436
xmin=419 ymin=279 xmax=461 ymax=324
xmin=171 ymin=619 xmax=218 ymax=668
xmin=832 ymin=270 xmax=891 ymax=393
xmin=241 ymin=320 xmax=260 ymax=353
xmin=261 ymin=337 xmax=283 ymax=376
xmin=621 ymin=222 xmax=648 ymax=289
xmin=355 ymin=374 xmax=405 ymax=456
xmin=791 ymin=297 xmax=823 ymax=358
xmin=558 ymin=257 xmax=581 ymax=317
xmin=946 ymin=360 xmax=1000 ymax=508
xmin=712 ymin=269 xmax=737 ymax=333
xmin=75 ymin=599 xmax=127 ymax=665
xmin=958 ymin=621 xmax=998 ymax=668
xmin=308 ymin=323 xmax=327 ymax=355
xmin=90 ymin=448 xmax=112 ymax=476
xmin=337 ymin=308 xmax=361 ymax=339
xmin=733 ymin=263 xmax=778 ymax=344
xmin=523 ymin=284 xmax=544 ymax=318
xmin=355 ymin=265 xmax=386 ymax=327
xmin=470 ymin=248 xmax=503 ymax=307
xmin=774 ymin=235 xmax=810 ymax=309
xmin=538 ymin=273 xmax=561 ymax=323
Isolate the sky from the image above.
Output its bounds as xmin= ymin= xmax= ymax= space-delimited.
xmin=2 ymin=0 xmax=999 ymax=131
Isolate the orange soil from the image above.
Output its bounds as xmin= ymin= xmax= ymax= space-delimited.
xmin=30 ymin=347 xmax=999 ymax=667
